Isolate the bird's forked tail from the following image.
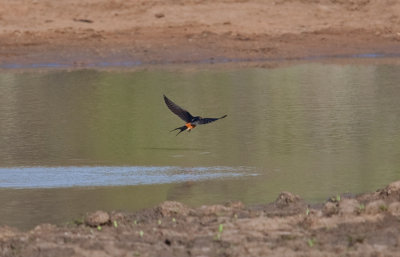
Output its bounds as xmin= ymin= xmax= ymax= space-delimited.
xmin=170 ymin=125 xmax=187 ymax=136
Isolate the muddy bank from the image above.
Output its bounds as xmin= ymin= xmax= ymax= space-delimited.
xmin=1 ymin=0 xmax=400 ymax=68
xmin=1 ymin=181 xmax=400 ymax=256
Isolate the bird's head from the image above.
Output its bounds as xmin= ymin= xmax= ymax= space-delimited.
xmin=192 ymin=116 xmax=201 ymax=122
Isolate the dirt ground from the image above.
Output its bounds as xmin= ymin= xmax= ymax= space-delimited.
xmin=1 ymin=0 xmax=400 ymax=68
xmin=1 ymin=181 xmax=400 ymax=257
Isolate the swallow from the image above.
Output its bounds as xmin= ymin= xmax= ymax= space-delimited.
xmin=163 ymin=94 xmax=227 ymax=135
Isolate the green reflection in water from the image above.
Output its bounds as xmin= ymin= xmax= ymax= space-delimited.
xmin=1 ymin=63 xmax=400 ymax=229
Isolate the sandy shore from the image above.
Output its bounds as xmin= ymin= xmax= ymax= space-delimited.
xmin=1 ymin=0 xmax=400 ymax=68
xmin=1 ymin=181 xmax=400 ymax=256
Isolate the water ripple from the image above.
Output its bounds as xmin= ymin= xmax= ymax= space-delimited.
xmin=0 ymin=166 xmax=255 ymax=189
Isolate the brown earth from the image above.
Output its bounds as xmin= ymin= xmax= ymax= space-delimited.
xmin=1 ymin=0 xmax=400 ymax=68
xmin=2 ymin=181 xmax=400 ymax=257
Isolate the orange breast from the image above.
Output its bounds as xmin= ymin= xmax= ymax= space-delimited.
xmin=185 ymin=123 xmax=195 ymax=129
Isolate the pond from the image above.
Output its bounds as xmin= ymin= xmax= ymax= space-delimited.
xmin=1 ymin=63 xmax=400 ymax=229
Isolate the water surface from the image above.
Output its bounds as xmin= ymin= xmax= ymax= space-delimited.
xmin=1 ymin=63 xmax=400 ymax=229
xmin=0 ymin=166 xmax=250 ymax=188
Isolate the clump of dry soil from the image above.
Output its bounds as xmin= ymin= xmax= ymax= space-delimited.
xmin=2 ymin=181 xmax=400 ymax=256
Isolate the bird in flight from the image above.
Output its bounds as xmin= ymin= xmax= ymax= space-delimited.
xmin=163 ymin=95 xmax=227 ymax=135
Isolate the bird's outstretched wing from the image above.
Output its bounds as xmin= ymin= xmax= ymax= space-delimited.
xmin=198 ymin=115 xmax=227 ymax=125
xmin=163 ymin=95 xmax=194 ymax=123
